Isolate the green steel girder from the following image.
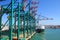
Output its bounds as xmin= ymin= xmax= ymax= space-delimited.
xmin=0 ymin=0 xmax=36 ymax=40
xmin=26 ymin=14 xmax=29 ymax=36
xmin=32 ymin=19 xmax=36 ymax=32
xmin=9 ymin=0 xmax=14 ymax=40
xmin=5 ymin=0 xmax=18 ymax=9
xmin=3 ymin=8 xmax=11 ymax=13
xmin=1 ymin=19 xmax=9 ymax=29
xmin=17 ymin=1 xmax=20 ymax=40
xmin=29 ymin=20 xmax=32 ymax=34
xmin=23 ymin=11 xmax=26 ymax=38
xmin=1 ymin=5 xmax=22 ymax=14
xmin=24 ymin=13 xmax=34 ymax=20
xmin=14 ymin=10 xmax=35 ymax=38
xmin=26 ymin=20 xmax=29 ymax=36
xmin=26 ymin=12 xmax=30 ymax=35
xmin=33 ymin=19 xmax=36 ymax=32
xmin=8 ymin=11 xmax=35 ymax=21
xmin=27 ymin=14 xmax=32 ymax=35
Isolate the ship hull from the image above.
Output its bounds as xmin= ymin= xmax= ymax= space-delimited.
xmin=36 ymin=29 xmax=44 ymax=33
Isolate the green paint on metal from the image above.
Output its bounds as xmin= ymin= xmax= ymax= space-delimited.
xmin=9 ymin=0 xmax=14 ymax=40
xmin=33 ymin=18 xmax=36 ymax=32
xmin=17 ymin=1 xmax=20 ymax=40
xmin=23 ymin=12 xmax=26 ymax=38
xmin=34 ymin=19 xmax=36 ymax=32
xmin=26 ymin=19 xmax=29 ymax=37
xmin=29 ymin=0 xmax=32 ymax=35
xmin=0 ymin=0 xmax=36 ymax=40
xmin=30 ymin=20 xmax=31 ymax=34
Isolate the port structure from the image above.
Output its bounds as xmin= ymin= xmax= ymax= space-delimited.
xmin=35 ymin=14 xmax=53 ymax=26
xmin=37 ymin=14 xmax=53 ymax=21
xmin=0 ymin=0 xmax=39 ymax=40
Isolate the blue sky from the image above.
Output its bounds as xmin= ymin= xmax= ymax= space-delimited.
xmin=0 ymin=0 xmax=60 ymax=25
xmin=37 ymin=0 xmax=60 ymax=25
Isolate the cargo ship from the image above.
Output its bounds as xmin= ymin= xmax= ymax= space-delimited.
xmin=36 ymin=25 xmax=45 ymax=33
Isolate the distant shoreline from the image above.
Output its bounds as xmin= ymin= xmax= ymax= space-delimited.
xmin=45 ymin=25 xmax=60 ymax=29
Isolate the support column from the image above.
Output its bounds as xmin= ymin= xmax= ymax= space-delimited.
xmin=33 ymin=19 xmax=35 ymax=32
xmin=30 ymin=19 xmax=32 ymax=34
xmin=29 ymin=16 xmax=32 ymax=35
xmin=17 ymin=1 xmax=20 ymax=40
xmin=21 ymin=0 xmax=26 ymax=39
xmin=31 ymin=17 xmax=33 ymax=34
xmin=9 ymin=0 xmax=14 ymax=40
xmin=29 ymin=0 xmax=31 ymax=35
xmin=27 ymin=13 xmax=31 ymax=36
xmin=32 ymin=19 xmax=34 ymax=33
xmin=23 ymin=12 xmax=25 ymax=38
xmin=26 ymin=15 xmax=29 ymax=37
xmin=34 ymin=19 xmax=36 ymax=32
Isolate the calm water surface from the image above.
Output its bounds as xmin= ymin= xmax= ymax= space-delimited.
xmin=30 ymin=29 xmax=60 ymax=40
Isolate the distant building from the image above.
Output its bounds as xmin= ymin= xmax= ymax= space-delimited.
xmin=45 ymin=25 xmax=60 ymax=29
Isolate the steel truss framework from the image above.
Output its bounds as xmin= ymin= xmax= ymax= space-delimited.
xmin=0 ymin=0 xmax=39 ymax=40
